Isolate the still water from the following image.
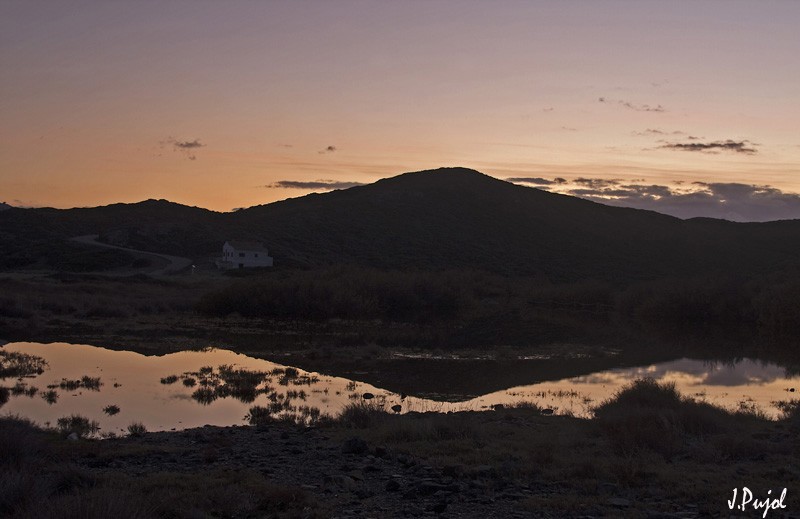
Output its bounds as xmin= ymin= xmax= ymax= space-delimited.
xmin=1 ymin=342 xmax=798 ymax=434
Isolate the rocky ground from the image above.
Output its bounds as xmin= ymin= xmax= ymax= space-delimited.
xmin=60 ymin=420 xmax=711 ymax=519
xmin=8 ymin=395 xmax=797 ymax=519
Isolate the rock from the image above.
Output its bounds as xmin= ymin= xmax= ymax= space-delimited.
xmin=386 ymin=479 xmax=401 ymax=492
xmin=417 ymin=482 xmax=458 ymax=496
xmin=442 ymin=464 xmax=463 ymax=477
xmin=608 ymin=497 xmax=631 ymax=507
xmin=373 ymin=445 xmax=389 ymax=458
xmin=474 ymin=465 xmax=495 ymax=477
xmin=67 ymin=432 xmax=79 ymax=441
xmin=342 ymin=436 xmax=369 ymax=455
xmin=325 ymin=475 xmax=358 ymax=491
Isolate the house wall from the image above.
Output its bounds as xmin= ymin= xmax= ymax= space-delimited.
xmin=221 ymin=243 xmax=274 ymax=268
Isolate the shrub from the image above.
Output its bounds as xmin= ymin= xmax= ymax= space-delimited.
xmin=593 ymin=379 xmax=727 ymax=459
xmin=245 ymin=406 xmax=273 ymax=427
xmin=56 ymin=415 xmax=100 ymax=439
xmin=127 ymin=422 xmax=147 ymax=437
xmin=336 ymin=401 xmax=386 ymax=429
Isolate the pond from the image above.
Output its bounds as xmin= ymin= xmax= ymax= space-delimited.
xmin=1 ymin=342 xmax=798 ymax=435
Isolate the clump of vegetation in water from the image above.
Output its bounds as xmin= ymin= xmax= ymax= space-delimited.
xmin=169 ymin=364 xmax=280 ymax=405
xmin=11 ymin=382 xmax=38 ymax=397
xmin=245 ymin=405 xmax=272 ymax=426
xmin=246 ymin=404 xmax=330 ymax=426
xmin=0 ymin=387 xmax=9 ymax=408
xmin=41 ymin=389 xmax=58 ymax=404
xmin=55 ymin=376 xmax=102 ymax=391
xmin=0 ymin=350 xmax=47 ymax=378
xmin=192 ymin=387 xmax=217 ymax=405
xmin=103 ymin=404 xmax=121 ymax=416
xmin=127 ymin=422 xmax=147 ymax=436
xmin=56 ymin=414 xmax=100 ymax=439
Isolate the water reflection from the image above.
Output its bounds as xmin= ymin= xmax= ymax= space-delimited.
xmin=1 ymin=342 xmax=798 ymax=434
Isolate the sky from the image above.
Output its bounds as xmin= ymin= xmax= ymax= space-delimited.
xmin=1 ymin=1 xmax=799 ymax=221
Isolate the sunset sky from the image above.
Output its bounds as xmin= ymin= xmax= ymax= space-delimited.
xmin=1 ymin=1 xmax=799 ymax=220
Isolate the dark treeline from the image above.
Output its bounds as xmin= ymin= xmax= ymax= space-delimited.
xmin=196 ymin=266 xmax=800 ymax=336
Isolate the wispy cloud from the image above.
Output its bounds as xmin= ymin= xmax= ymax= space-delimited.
xmin=659 ymin=139 xmax=757 ymax=155
xmin=161 ymin=137 xmax=205 ymax=160
xmin=573 ymin=177 xmax=621 ymax=189
xmin=506 ymin=177 xmax=558 ymax=186
xmin=266 ymin=179 xmax=364 ymax=190
xmin=598 ymin=97 xmax=666 ymax=112
xmin=633 ymin=128 xmax=685 ymax=137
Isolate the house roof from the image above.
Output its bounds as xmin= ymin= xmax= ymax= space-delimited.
xmin=225 ymin=241 xmax=268 ymax=252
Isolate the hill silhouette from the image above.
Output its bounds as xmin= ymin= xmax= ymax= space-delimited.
xmin=3 ymin=167 xmax=800 ymax=280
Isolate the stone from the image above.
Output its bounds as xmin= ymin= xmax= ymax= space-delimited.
xmin=342 ymin=436 xmax=369 ymax=455
xmin=325 ymin=474 xmax=358 ymax=491
xmin=608 ymin=497 xmax=631 ymax=507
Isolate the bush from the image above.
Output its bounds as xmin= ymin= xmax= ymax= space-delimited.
xmin=127 ymin=422 xmax=147 ymax=437
xmin=594 ymin=379 xmax=727 ymax=459
xmin=336 ymin=401 xmax=387 ymax=429
xmin=56 ymin=415 xmax=100 ymax=439
xmin=196 ymin=266 xmax=471 ymax=322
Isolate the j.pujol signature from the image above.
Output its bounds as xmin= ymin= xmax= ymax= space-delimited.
xmin=728 ymin=487 xmax=787 ymax=518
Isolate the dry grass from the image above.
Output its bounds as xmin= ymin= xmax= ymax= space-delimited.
xmin=323 ymin=379 xmax=798 ymax=516
xmin=0 ymin=417 xmax=325 ymax=519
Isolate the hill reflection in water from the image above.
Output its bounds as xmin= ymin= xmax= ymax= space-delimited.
xmin=2 ymin=342 xmax=798 ymax=434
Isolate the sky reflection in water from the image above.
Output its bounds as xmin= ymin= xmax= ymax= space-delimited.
xmin=1 ymin=342 xmax=798 ymax=434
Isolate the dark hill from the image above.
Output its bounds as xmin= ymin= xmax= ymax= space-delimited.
xmin=3 ymin=167 xmax=800 ymax=280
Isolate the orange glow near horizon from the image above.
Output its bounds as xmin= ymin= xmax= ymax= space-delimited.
xmin=1 ymin=2 xmax=799 ymax=214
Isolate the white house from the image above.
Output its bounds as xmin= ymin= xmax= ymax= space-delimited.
xmin=218 ymin=241 xmax=274 ymax=269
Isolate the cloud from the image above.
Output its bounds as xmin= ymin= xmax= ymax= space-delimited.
xmin=599 ymin=97 xmax=666 ymax=112
xmin=506 ymin=177 xmax=557 ymax=186
xmin=564 ymin=179 xmax=800 ymax=221
xmin=573 ymin=177 xmax=620 ymax=189
xmin=318 ymin=145 xmax=337 ymax=154
xmin=266 ymin=179 xmax=364 ymax=190
xmin=173 ymin=139 xmax=204 ymax=149
xmin=659 ymin=139 xmax=757 ymax=154
xmin=633 ymin=128 xmax=686 ymax=137
xmin=161 ymin=137 xmax=205 ymax=160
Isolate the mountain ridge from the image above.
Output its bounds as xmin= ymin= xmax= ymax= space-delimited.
xmin=3 ymin=167 xmax=800 ymax=280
